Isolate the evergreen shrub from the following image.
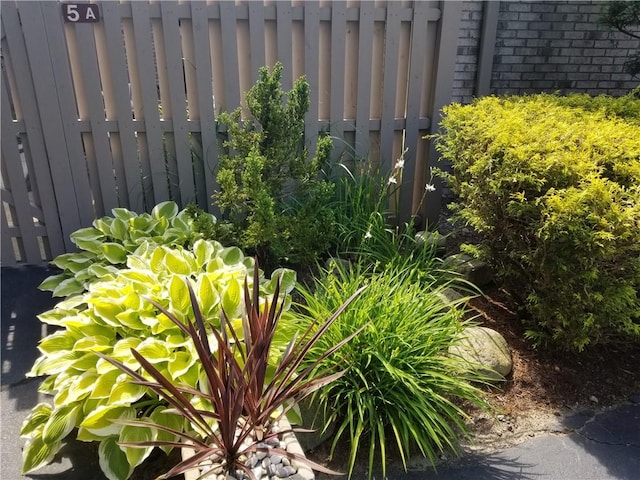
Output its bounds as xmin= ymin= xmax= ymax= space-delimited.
xmin=435 ymin=93 xmax=640 ymax=350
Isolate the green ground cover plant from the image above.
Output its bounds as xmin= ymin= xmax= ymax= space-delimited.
xmin=21 ymin=241 xmax=296 ymax=480
xmin=285 ymin=259 xmax=489 ymax=478
xmin=213 ymin=62 xmax=335 ymax=268
xmin=435 ymin=93 xmax=640 ymax=351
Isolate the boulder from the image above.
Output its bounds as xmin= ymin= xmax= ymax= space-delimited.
xmin=415 ymin=231 xmax=447 ymax=252
xmin=449 ymin=326 xmax=512 ymax=381
xmin=444 ymin=253 xmax=493 ymax=287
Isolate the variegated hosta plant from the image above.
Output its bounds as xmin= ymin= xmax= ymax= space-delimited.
xmin=21 ymin=240 xmax=296 ymax=480
xmin=97 ymin=262 xmax=365 ymax=480
xmin=39 ymin=201 xmax=216 ymax=298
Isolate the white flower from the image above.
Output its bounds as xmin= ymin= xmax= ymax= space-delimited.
xmin=388 ymin=176 xmax=397 ymax=185
xmin=364 ymin=230 xmax=372 ymax=240
xmin=394 ymin=159 xmax=405 ymax=169
xmin=425 ymin=183 xmax=436 ymax=192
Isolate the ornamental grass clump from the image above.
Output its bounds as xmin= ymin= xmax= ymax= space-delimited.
xmin=435 ymin=93 xmax=640 ymax=351
xmin=97 ymin=262 xmax=365 ymax=480
xmin=288 ymin=260 xmax=489 ymax=478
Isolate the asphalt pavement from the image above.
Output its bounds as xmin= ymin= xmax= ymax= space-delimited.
xmin=2 ymin=265 xmax=639 ymax=480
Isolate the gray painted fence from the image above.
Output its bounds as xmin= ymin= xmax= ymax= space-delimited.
xmin=1 ymin=0 xmax=459 ymax=266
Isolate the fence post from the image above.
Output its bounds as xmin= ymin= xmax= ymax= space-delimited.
xmin=475 ymin=0 xmax=500 ymax=97
xmin=423 ymin=0 xmax=463 ymax=227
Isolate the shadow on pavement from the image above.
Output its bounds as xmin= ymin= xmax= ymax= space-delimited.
xmin=1 ymin=266 xmax=58 ymax=407
xmin=563 ymin=402 xmax=640 ymax=480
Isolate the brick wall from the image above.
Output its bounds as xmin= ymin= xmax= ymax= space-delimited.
xmin=451 ymin=0 xmax=639 ymax=103
xmin=452 ymin=1 xmax=484 ymax=104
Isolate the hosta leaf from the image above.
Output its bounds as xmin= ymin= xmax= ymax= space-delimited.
xmin=70 ymin=227 xmax=104 ymax=252
xmin=152 ymin=201 xmax=179 ymax=221
xmin=81 ymin=405 xmax=136 ymax=437
xmin=110 ymin=218 xmax=128 ymax=241
xmin=112 ymin=337 xmax=142 ymax=356
xmin=38 ymin=330 xmax=79 ymax=354
xmin=167 ymin=351 xmax=195 ymax=380
xmin=108 ymin=381 xmax=147 ymax=405
xmin=171 ymin=214 xmax=190 ymax=235
xmin=92 ymin=370 xmax=125 ymax=398
xmin=69 ymin=353 xmax=100 ymax=372
xmin=150 ymin=407 xmax=184 ymax=454
xmin=93 ymin=217 xmax=114 ymax=235
xmin=222 ymin=278 xmax=242 ymax=317
xmin=119 ymin=424 xmax=154 ymax=468
xmin=102 ymin=243 xmax=128 ymax=264
xmin=99 ymin=436 xmax=133 ymax=480
xmin=206 ymin=256 xmax=225 ymax=272
xmin=150 ymin=247 xmax=166 ymax=273
xmin=68 ymin=370 xmax=100 ymax=401
xmin=111 ymin=207 xmax=136 ymax=221
xmin=169 ymin=275 xmax=190 ymax=312
xmin=52 ymin=277 xmax=83 ymax=297
xmin=38 ymin=273 xmax=68 ymax=292
xmin=130 ymin=215 xmax=154 ymax=234
xmin=73 ymin=335 xmax=112 ymax=352
xmin=88 ymin=263 xmax=118 ymax=280
xmin=91 ymin=299 xmax=124 ymax=324
xmin=136 ymin=338 xmax=170 ymax=363
xmin=115 ymin=309 xmax=145 ymax=330
xmin=119 ymin=270 xmax=156 ymax=289
xmin=21 ymin=437 xmax=62 ymax=474
xmin=20 ymin=403 xmax=52 ymax=437
xmin=220 ymin=246 xmax=243 ymax=265
xmin=269 ymin=268 xmax=297 ymax=294
xmin=198 ymin=274 xmax=219 ymax=315
xmin=165 ymin=250 xmax=191 ymax=275
xmin=30 ymin=350 xmax=83 ymax=376
xmin=193 ymin=239 xmax=215 ymax=266
xmin=42 ymin=403 xmax=82 ymax=443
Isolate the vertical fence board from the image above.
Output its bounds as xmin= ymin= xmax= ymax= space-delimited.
xmin=131 ymin=1 xmax=168 ymax=206
xmin=304 ymin=1 xmax=320 ymax=155
xmin=0 ymin=3 xmax=65 ymax=257
xmin=101 ymin=2 xmax=145 ymax=212
xmin=329 ymin=1 xmax=347 ymax=161
xmin=191 ymin=2 xmax=218 ymax=209
xmin=354 ymin=1 xmax=374 ymax=161
xmin=276 ymin=2 xmax=293 ymax=90
xmin=379 ymin=2 xmax=402 ymax=173
xmin=74 ymin=23 xmax=119 ymax=214
xmin=248 ymin=2 xmax=266 ymax=82
xmin=0 ymin=88 xmax=41 ymax=262
xmin=16 ymin=2 xmax=86 ymax=245
xmin=160 ymin=2 xmax=195 ymax=205
xmin=400 ymin=1 xmax=430 ymax=223
xmin=40 ymin=2 xmax=95 ymax=227
xmin=423 ymin=0 xmax=462 ymax=224
xmin=219 ymin=2 xmax=241 ymax=110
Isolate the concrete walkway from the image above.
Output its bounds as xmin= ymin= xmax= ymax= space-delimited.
xmin=2 ymin=265 xmax=639 ymax=480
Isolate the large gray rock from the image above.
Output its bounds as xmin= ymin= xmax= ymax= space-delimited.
xmin=444 ymin=253 xmax=493 ymax=287
xmin=415 ymin=231 xmax=447 ymax=252
xmin=449 ymin=326 xmax=512 ymax=381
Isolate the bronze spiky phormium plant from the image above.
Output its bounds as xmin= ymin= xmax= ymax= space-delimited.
xmin=98 ymin=261 xmax=365 ymax=480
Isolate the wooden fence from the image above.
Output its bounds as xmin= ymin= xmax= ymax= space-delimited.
xmin=1 ymin=0 xmax=462 ymax=266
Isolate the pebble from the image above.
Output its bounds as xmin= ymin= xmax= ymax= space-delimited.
xmin=590 ymin=395 xmax=599 ymax=404
xmin=270 ymin=454 xmax=282 ymax=465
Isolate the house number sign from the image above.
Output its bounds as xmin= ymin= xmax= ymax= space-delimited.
xmin=62 ymin=3 xmax=100 ymax=23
